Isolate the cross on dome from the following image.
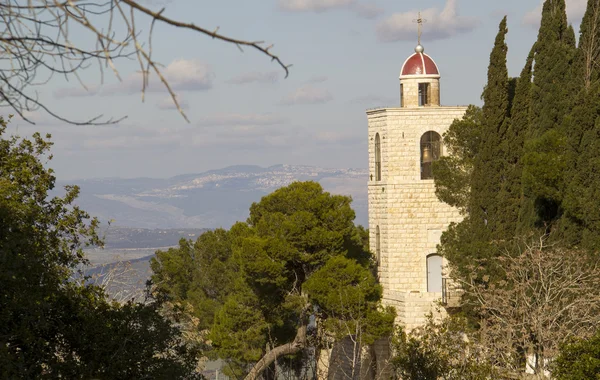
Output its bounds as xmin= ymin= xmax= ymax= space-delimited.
xmin=400 ymin=12 xmax=439 ymax=78
xmin=413 ymin=12 xmax=427 ymax=47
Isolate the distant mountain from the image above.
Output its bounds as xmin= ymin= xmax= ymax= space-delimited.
xmin=57 ymin=165 xmax=368 ymax=229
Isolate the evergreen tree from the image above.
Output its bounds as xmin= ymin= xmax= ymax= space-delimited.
xmin=470 ymin=16 xmax=510 ymax=237
xmin=436 ymin=18 xmax=511 ymax=281
xmin=502 ymin=49 xmax=535 ymax=235
xmin=521 ymin=0 xmax=577 ymax=227
xmin=561 ymin=0 xmax=600 ymax=247
xmin=151 ymin=181 xmax=394 ymax=379
xmin=0 ymin=117 xmax=201 ymax=379
xmin=528 ymin=0 xmax=574 ymax=137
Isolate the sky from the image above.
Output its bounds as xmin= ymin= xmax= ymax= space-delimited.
xmin=5 ymin=0 xmax=591 ymax=180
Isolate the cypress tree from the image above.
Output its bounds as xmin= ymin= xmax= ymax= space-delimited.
xmin=528 ymin=0 xmax=574 ymax=137
xmin=438 ymin=18 xmax=510 ymax=280
xmin=561 ymin=0 xmax=600 ymax=247
xmin=501 ymin=49 xmax=535 ymax=235
xmin=469 ymin=16 xmax=510 ymax=234
xmin=521 ymin=0 xmax=576 ymax=228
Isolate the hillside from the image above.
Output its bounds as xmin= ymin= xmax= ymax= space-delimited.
xmin=58 ymin=164 xmax=368 ymax=229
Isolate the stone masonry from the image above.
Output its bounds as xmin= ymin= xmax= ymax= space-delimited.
xmin=367 ymin=107 xmax=466 ymax=329
xmin=366 ymin=44 xmax=468 ymax=330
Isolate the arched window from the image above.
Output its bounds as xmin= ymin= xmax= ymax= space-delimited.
xmin=420 ymin=131 xmax=441 ymax=180
xmin=375 ymin=226 xmax=381 ymax=264
xmin=426 ymin=254 xmax=443 ymax=292
xmin=374 ymin=133 xmax=382 ymax=181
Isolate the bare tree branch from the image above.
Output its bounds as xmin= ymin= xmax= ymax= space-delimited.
xmin=0 ymin=0 xmax=291 ymax=125
xmin=460 ymin=235 xmax=600 ymax=377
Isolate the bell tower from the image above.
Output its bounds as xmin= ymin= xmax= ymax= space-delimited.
xmin=366 ymin=25 xmax=468 ymax=329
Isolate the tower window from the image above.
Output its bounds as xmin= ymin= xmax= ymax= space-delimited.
xmin=374 ymin=133 xmax=382 ymax=181
xmin=400 ymin=83 xmax=404 ymax=107
xmin=418 ymin=83 xmax=430 ymax=106
xmin=375 ymin=226 xmax=381 ymax=264
xmin=420 ymin=131 xmax=441 ymax=180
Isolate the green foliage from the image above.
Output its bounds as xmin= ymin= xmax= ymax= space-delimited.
xmin=435 ymin=0 xmax=600 ymax=279
xmin=435 ymin=18 xmax=513 ymax=283
xmin=151 ymin=181 xmax=391 ymax=377
xmin=0 ymin=116 xmax=200 ymax=379
xmin=469 ymin=16 xmax=511 ymax=237
xmin=553 ymin=330 xmax=600 ymax=380
xmin=304 ymin=256 xmax=395 ymax=344
xmin=433 ymin=105 xmax=483 ymax=212
xmin=392 ymin=315 xmax=494 ymax=380
xmin=151 ymin=228 xmax=238 ymax=330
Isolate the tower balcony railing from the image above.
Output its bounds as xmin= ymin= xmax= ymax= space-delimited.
xmin=441 ymin=277 xmax=462 ymax=308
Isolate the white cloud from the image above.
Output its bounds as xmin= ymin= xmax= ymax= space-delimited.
xmin=156 ymin=95 xmax=189 ymax=111
xmin=306 ymin=75 xmax=328 ymax=83
xmin=523 ymin=0 xmax=587 ymax=28
xmin=54 ymin=59 xmax=214 ymax=98
xmin=197 ymin=113 xmax=286 ymax=126
xmin=278 ymin=0 xmax=353 ymax=12
xmin=278 ymin=0 xmax=384 ymax=19
xmin=349 ymin=94 xmax=395 ymax=107
xmin=227 ymin=71 xmax=279 ymax=85
xmin=280 ymin=85 xmax=333 ymax=105
xmin=376 ymin=0 xmax=479 ymax=43
xmin=353 ymin=3 xmax=384 ymax=19
xmin=314 ymin=131 xmax=362 ymax=145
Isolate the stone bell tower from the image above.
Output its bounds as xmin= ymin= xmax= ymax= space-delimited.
xmin=366 ymin=31 xmax=467 ymax=329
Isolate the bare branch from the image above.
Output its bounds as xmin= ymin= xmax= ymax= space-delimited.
xmin=0 ymin=1 xmax=291 ymax=125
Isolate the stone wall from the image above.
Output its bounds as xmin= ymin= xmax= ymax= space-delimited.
xmin=366 ymin=106 xmax=467 ymax=328
xmin=400 ymin=77 xmax=440 ymax=108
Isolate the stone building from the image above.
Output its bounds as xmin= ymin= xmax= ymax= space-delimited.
xmin=366 ymin=42 xmax=467 ymax=330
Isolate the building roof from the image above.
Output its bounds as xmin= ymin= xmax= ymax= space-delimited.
xmin=400 ymin=45 xmax=440 ymax=78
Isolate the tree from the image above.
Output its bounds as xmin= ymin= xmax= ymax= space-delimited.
xmin=151 ymin=181 xmax=395 ymax=379
xmin=435 ymin=18 xmax=513 ymax=282
xmin=0 ymin=116 xmax=201 ymax=378
xmin=470 ymin=17 xmax=511 ymax=235
xmin=460 ymin=235 xmax=600 ymax=377
xmin=433 ymin=105 xmax=483 ymax=214
xmin=502 ymin=48 xmax=534 ymax=236
xmin=561 ymin=0 xmax=600 ymax=248
xmin=0 ymin=1 xmax=290 ymax=124
xmin=392 ymin=315 xmax=494 ymax=380
xmin=520 ymin=0 xmax=577 ymax=227
xmin=553 ymin=329 xmax=600 ymax=380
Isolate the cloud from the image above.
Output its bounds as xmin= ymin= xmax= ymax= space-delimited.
xmin=157 ymin=95 xmax=189 ymax=110
xmin=278 ymin=0 xmax=353 ymax=12
xmin=314 ymin=131 xmax=362 ymax=145
xmin=280 ymin=85 xmax=333 ymax=105
xmin=197 ymin=113 xmax=286 ymax=127
xmin=306 ymin=75 xmax=328 ymax=83
xmin=278 ymin=0 xmax=385 ymax=19
xmin=349 ymin=94 xmax=396 ymax=107
xmin=353 ymin=3 xmax=384 ymax=19
xmin=523 ymin=0 xmax=587 ymax=28
xmin=376 ymin=0 xmax=479 ymax=43
xmin=227 ymin=71 xmax=279 ymax=85
xmin=53 ymin=86 xmax=100 ymax=98
xmin=54 ymin=59 xmax=214 ymax=98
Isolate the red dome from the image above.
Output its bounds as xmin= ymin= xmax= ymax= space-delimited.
xmin=400 ymin=52 xmax=440 ymax=77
